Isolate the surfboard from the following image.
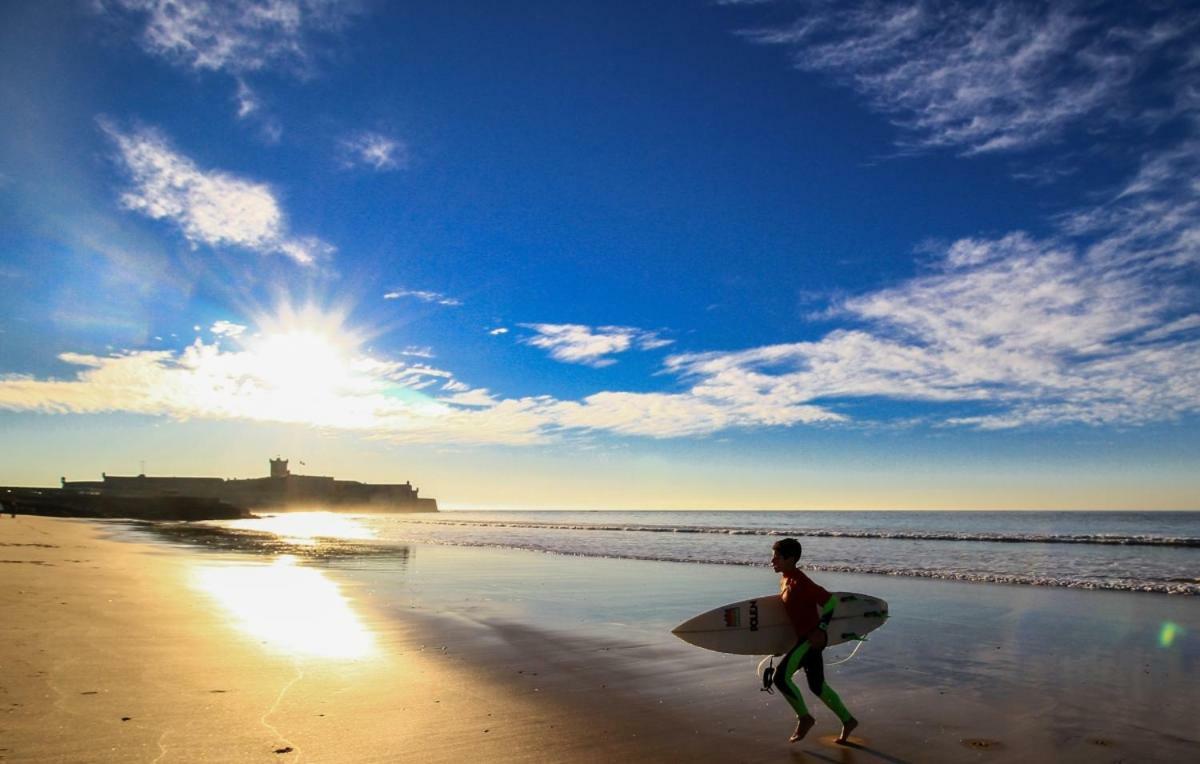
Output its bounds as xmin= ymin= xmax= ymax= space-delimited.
xmin=671 ymin=592 xmax=888 ymax=656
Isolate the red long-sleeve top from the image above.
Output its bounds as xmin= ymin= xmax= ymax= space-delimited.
xmin=780 ymin=570 xmax=832 ymax=637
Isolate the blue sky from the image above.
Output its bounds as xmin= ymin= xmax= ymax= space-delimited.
xmin=1 ymin=0 xmax=1198 ymax=509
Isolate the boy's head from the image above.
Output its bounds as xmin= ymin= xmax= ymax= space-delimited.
xmin=773 ymin=537 xmax=802 ymax=560
xmin=771 ymin=537 xmax=802 ymax=573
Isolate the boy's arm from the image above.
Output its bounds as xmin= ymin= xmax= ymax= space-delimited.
xmin=818 ymin=594 xmax=838 ymax=631
xmin=805 ymin=593 xmax=837 ymax=649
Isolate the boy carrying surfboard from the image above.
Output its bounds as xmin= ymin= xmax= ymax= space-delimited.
xmin=770 ymin=537 xmax=858 ymax=744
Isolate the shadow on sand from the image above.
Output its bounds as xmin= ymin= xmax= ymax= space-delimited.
xmin=792 ymin=738 xmax=913 ymax=764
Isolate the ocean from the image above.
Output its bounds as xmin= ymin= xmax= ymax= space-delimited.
xmin=188 ymin=509 xmax=1200 ymax=596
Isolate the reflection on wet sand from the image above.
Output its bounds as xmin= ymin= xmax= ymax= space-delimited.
xmin=125 ymin=514 xmax=412 ymax=565
xmin=222 ymin=511 xmax=376 ymax=544
xmin=192 ymin=555 xmax=375 ymax=659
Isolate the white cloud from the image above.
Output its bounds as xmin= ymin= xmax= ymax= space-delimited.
xmin=234 ymin=79 xmax=260 ymax=118
xmin=0 ymin=337 xmax=841 ymax=442
xmin=104 ymin=123 xmax=332 ymax=264
xmin=664 ymin=150 xmax=1200 ymax=430
xmin=735 ymin=1 xmax=1196 ymax=154
xmin=488 ymin=327 xmax=509 ymax=336
xmin=210 ymin=320 xmax=246 ymax=337
xmin=519 ymin=323 xmax=673 ymax=367
xmin=1140 ymin=315 xmax=1200 ymax=343
xmin=443 ymin=389 xmax=498 ymax=408
xmin=552 ymin=391 xmax=840 ymax=438
xmin=383 ymin=288 xmax=461 ymax=306
xmin=107 ymin=0 xmax=350 ymax=76
xmin=339 ymin=132 xmax=407 ymax=172
xmin=104 ymin=1 xmax=353 ymax=124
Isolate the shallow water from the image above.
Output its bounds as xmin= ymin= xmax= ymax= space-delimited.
xmin=192 ymin=510 xmax=1200 ymax=595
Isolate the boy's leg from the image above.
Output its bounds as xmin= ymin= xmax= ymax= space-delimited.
xmin=773 ymin=641 xmax=818 ymax=741
xmin=802 ymin=647 xmax=854 ymax=724
xmin=772 ymin=641 xmax=812 ymax=718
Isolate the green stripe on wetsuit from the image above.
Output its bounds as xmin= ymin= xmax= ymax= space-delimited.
xmin=819 ymin=595 xmax=836 ymax=629
xmin=771 ymin=595 xmax=852 ymax=722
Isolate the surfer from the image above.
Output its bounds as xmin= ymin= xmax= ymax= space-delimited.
xmin=770 ymin=537 xmax=858 ymax=744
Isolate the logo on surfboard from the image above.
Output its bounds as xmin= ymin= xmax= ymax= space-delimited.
xmin=723 ymin=607 xmax=741 ymax=627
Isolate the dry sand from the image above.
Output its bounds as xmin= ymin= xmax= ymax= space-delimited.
xmin=2 ymin=516 xmax=1197 ymax=763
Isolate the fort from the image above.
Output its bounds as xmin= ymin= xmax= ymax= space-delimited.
xmin=1 ymin=458 xmax=437 ymax=521
xmin=61 ymin=458 xmax=439 ymax=513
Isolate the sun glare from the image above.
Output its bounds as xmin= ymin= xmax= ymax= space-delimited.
xmin=252 ymin=330 xmax=354 ymax=393
xmin=223 ymin=301 xmax=428 ymax=426
xmin=225 ymin=511 xmax=376 ymax=546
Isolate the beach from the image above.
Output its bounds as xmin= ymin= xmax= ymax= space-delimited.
xmin=2 ymin=516 xmax=1198 ymax=763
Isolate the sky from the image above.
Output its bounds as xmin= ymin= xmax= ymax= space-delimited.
xmin=1 ymin=0 xmax=1198 ymax=510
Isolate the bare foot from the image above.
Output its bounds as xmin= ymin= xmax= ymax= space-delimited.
xmin=836 ymin=717 xmax=859 ymax=744
xmin=789 ymin=715 xmax=815 ymax=743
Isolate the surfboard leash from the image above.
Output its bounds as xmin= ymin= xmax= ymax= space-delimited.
xmin=825 ymin=638 xmax=867 ymax=666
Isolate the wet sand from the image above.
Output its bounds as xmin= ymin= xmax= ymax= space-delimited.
xmin=2 ymin=516 xmax=1198 ymax=762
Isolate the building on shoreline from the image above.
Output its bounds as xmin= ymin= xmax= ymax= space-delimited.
xmin=61 ymin=458 xmax=438 ymax=512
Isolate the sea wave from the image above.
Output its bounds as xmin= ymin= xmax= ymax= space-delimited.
xmin=124 ymin=518 xmax=1200 ymax=596
xmin=387 ymin=518 xmax=1200 ymax=548
xmin=378 ymin=534 xmax=1200 ymax=595
xmin=360 ymin=530 xmax=1195 ymax=594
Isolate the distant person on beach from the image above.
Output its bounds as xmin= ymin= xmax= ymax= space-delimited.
xmin=770 ymin=537 xmax=858 ymax=744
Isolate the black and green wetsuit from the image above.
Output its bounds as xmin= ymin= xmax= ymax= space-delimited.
xmin=772 ymin=577 xmax=853 ymax=723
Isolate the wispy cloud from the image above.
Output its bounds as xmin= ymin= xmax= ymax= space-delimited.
xmin=210 ymin=320 xmax=246 ymax=337
xmin=339 ymin=131 xmax=407 ymax=171
xmin=519 ymin=323 xmax=674 ymax=367
xmin=103 ymin=122 xmax=333 ymax=264
xmin=104 ymin=1 xmax=355 ymax=127
xmin=0 ymin=336 xmax=837 ymax=443
xmin=105 ymin=0 xmax=351 ymax=76
xmin=665 ymin=143 xmax=1200 ymax=430
xmin=234 ymin=80 xmax=260 ymax=119
xmin=734 ymin=1 xmax=1197 ymax=154
xmin=232 ymin=78 xmax=282 ymax=141
xmin=383 ymin=288 xmax=461 ymax=306
xmin=488 ymin=327 xmax=509 ymax=336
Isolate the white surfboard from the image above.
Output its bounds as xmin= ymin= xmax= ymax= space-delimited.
xmin=671 ymin=592 xmax=888 ymax=656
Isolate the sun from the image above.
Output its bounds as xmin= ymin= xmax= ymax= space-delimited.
xmin=181 ymin=299 xmax=446 ymax=429
xmin=251 ymin=329 xmax=353 ymax=395
xmin=224 ymin=301 xmax=397 ymax=422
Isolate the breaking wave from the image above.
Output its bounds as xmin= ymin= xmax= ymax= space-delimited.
xmin=380 ymin=534 xmax=1200 ymax=595
xmin=393 ymin=518 xmax=1200 ymax=548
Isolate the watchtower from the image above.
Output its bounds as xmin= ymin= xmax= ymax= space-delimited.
xmin=270 ymin=458 xmax=290 ymax=479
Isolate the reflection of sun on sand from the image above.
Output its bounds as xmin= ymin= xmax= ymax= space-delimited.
xmin=192 ymin=555 xmax=374 ymax=659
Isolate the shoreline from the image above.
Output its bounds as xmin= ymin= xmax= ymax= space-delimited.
xmin=3 ymin=516 xmax=1199 ymax=762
